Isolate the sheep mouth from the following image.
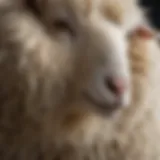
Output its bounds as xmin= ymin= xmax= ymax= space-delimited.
xmin=82 ymin=91 xmax=121 ymax=116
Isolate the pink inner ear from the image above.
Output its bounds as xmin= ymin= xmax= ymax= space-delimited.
xmin=134 ymin=26 xmax=154 ymax=40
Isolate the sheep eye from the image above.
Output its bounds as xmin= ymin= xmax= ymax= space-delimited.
xmin=53 ymin=19 xmax=75 ymax=37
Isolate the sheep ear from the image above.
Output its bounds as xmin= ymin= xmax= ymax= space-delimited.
xmin=130 ymin=26 xmax=155 ymax=40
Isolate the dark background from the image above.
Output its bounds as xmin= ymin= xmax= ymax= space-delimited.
xmin=140 ymin=0 xmax=160 ymax=29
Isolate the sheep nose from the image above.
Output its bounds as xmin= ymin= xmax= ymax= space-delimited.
xmin=106 ymin=77 xmax=126 ymax=96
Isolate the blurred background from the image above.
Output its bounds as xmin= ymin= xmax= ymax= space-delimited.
xmin=140 ymin=0 xmax=160 ymax=30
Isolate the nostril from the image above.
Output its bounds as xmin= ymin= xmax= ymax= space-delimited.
xmin=106 ymin=77 xmax=126 ymax=96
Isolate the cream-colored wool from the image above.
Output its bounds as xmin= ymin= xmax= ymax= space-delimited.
xmin=0 ymin=0 xmax=159 ymax=159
